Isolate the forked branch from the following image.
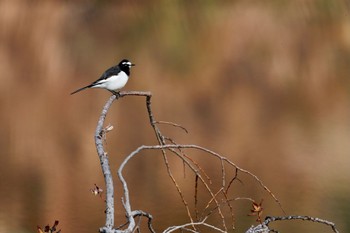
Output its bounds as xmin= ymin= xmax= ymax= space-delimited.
xmin=94 ymin=91 xmax=335 ymax=233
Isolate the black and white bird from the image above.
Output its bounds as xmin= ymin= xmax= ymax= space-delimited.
xmin=71 ymin=59 xmax=135 ymax=95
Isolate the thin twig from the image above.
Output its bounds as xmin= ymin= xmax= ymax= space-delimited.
xmin=194 ymin=174 xmax=199 ymax=220
xmin=222 ymin=190 xmax=235 ymax=230
xmin=160 ymin=139 xmax=227 ymax=229
xmin=155 ymin=121 xmax=189 ymax=134
xmin=165 ymin=146 xmax=227 ymax=231
xmin=163 ymin=217 xmax=226 ymax=233
xmin=164 ymin=137 xmax=212 ymax=183
xmin=225 ymin=167 xmax=241 ymax=194
xmin=221 ymin=160 xmax=225 ymax=188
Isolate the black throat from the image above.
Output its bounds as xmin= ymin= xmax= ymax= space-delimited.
xmin=120 ymin=66 xmax=130 ymax=76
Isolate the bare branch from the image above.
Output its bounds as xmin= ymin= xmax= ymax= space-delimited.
xmin=264 ymin=216 xmax=339 ymax=233
xmin=95 ymin=95 xmax=117 ymax=230
xmin=245 ymin=215 xmax=340 ymax=233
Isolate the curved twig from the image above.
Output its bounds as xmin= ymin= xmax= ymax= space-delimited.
xmin=155 ymin=121 xmax=189 ymax=134
xmin=264 ymin=216 xmax=339 ymax=233
xmin=162 ymin=217 xmax=225 ymax=233
xmin=245 ymin=215 xmax=339 ymax=233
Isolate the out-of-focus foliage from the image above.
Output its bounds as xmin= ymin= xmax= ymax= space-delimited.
xmin=0 ymin=0 xmax=349 ymax=232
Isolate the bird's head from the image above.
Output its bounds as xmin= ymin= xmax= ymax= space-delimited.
xmin=119 ymin=59 xmax=135 ymax=72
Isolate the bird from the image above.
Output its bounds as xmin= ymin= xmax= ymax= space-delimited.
xmin=71 ymin=59 xmax=135 ymax=95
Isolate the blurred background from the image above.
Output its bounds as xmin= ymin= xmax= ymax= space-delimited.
xmin=0 ymin=0 xmax=350 ymax=232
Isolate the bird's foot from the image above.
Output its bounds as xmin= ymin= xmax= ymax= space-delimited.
xmin=111 ymin=90 xmax=120 ymax=98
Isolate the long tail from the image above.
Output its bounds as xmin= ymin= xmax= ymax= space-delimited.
xmin=70 ymin=85 xmax=92 ymax=95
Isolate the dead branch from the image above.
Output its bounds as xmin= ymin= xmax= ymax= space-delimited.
xmin=95 ymin=95 xmax=117 ymax=232
xmin=95 ymin=92 xmax=284 ymax=232
xmin=94 ymin=91 xmax=337 ymax=233
xmin=246 ymin=215 xmax=339 ymax=233
xmin=265 ymin=215 xmax=339 ymax=233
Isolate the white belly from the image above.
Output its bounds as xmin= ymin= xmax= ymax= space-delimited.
xmin=93 ymin=72 xmax=129 ymax=91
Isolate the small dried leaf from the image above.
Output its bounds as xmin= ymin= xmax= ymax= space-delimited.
xmin=44 ymin=225 xmax=50 ymax=232
xmin=105 ymin=125 xmax=114 ymax=132
xmin=53 ymin=220 xmax=59 ymax=227
xmin=90 ymin=184 xmax=103 ymax=196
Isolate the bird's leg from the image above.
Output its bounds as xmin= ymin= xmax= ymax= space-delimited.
xmin=110 ymin=90 xmax=120 ymax=98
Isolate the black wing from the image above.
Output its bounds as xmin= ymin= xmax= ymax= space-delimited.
xmin=91 ymin=65 xmax=121 ymax=85
xmin=70 ymin=65 xmax=120 ymax=95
